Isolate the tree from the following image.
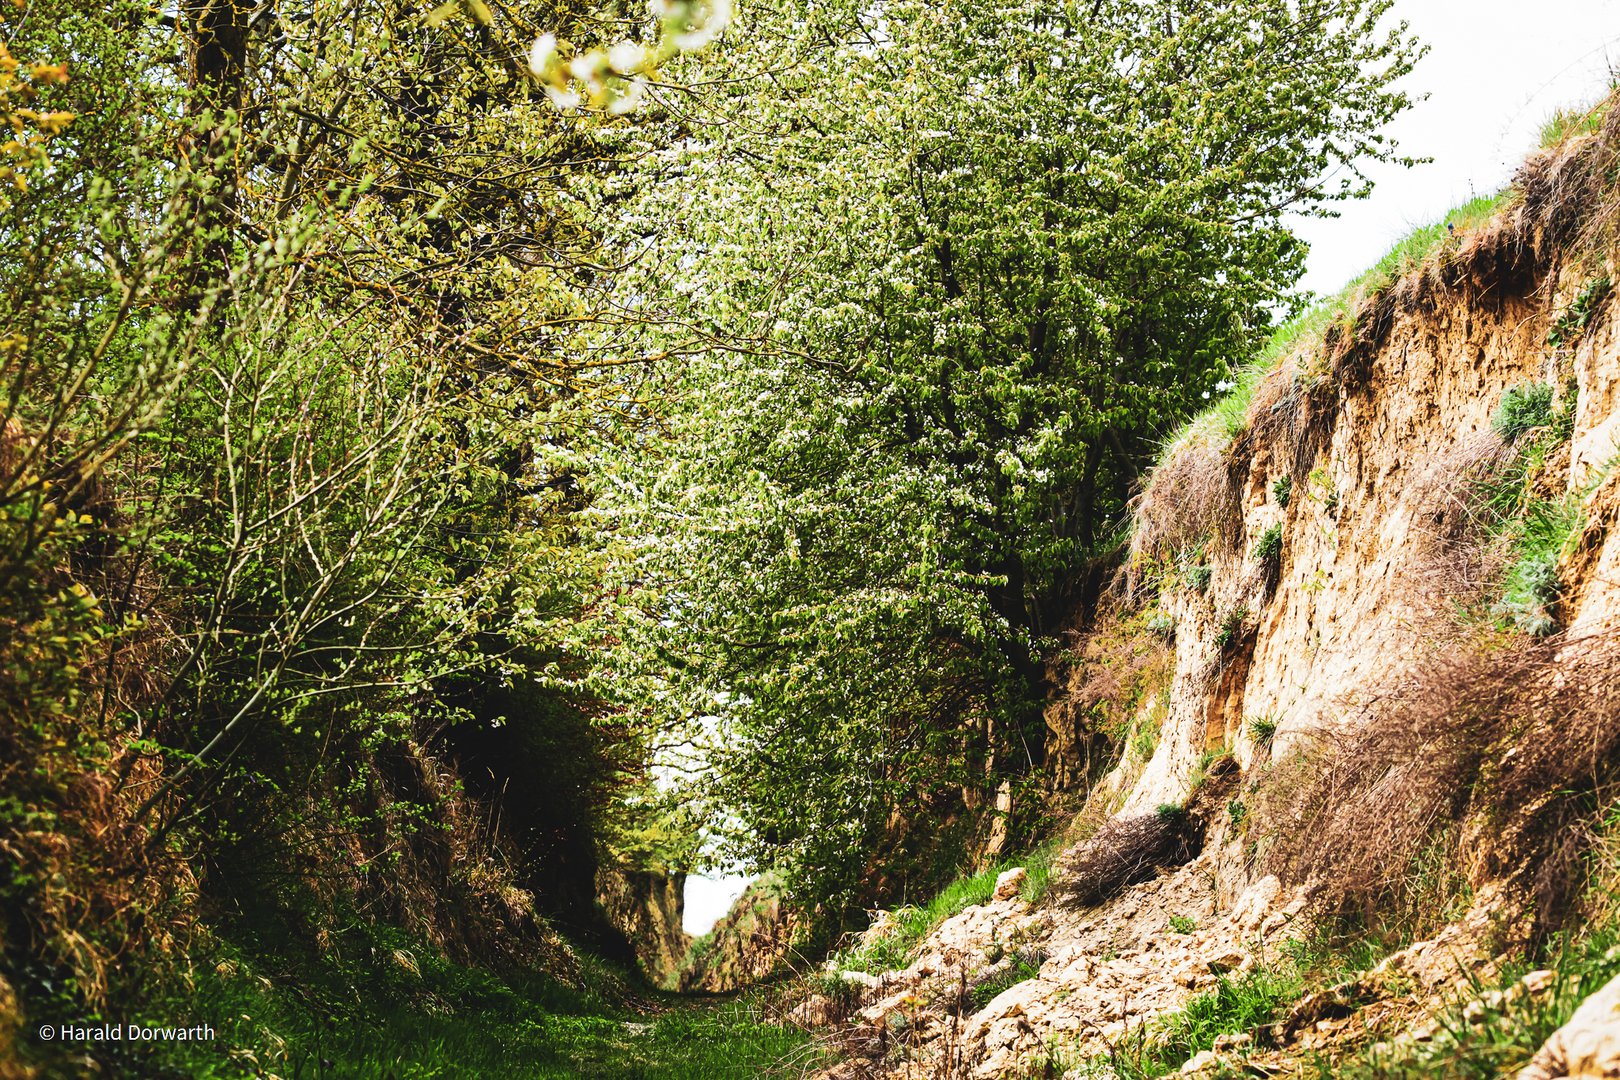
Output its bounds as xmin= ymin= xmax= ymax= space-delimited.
xmin=601 ymin=0 xmax=1422 ymax=909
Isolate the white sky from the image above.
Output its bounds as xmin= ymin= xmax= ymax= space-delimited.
xmin=684 ymin=872 xmax=749 ymax=936
xmin=1295 ymin=0 xmax=1620 ymax=298
xmin=680 ymin=1 xmax=1620 ymax=943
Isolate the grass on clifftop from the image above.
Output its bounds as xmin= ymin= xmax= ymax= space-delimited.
xmin=1154 ymin=190 xmax=1512 ymax=469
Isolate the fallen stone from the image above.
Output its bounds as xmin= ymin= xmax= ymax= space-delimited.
xmin=993 ymin=867 xmax=1028 ymax=901
xmin=1521 ymin=969 xmax=1556 ymax=996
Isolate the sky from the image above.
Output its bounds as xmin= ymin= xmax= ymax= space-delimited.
xmin=680 ymin=0 xmax=1620 ymax=941
xmin=1294 ymin=0 xmax=1620 ymax=298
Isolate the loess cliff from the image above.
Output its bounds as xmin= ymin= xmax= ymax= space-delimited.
xmin=800 ymin=104 xmax=1620 ymax=1080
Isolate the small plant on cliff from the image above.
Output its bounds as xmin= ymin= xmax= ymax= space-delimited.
xmin=1491 ymin=381 xmax=1557 ymax=443
xmin=1253 ymin=523 xmax=1285 ymax=566
xmin=1307 ymin=466 xmax=1341 ymax=514
xmin=1248 ymin=715 xmax=1279 ymax=751
xmin=1493 ymin=492 xmax=1586 ymax=637
xmin=1169 ymin=915 xmax=1197 ymax=934
xmin=1216 ymin=606 xmax=1250 ymax=651
xmin=1228 ymin=799 xmax=1248 ymax=828
xmin=1272 ymin=475 xmax=1293 ymax=508
xmin=1547 ymin=275 xmax=1612 ymax=349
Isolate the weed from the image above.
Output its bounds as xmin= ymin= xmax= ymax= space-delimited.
xmin=1491 ymin=381 xmax=1556 ymax=443
xmin=1272 ymin=475 xmax=1293 ymax=508
xmin=1306 ymin=467 xmax=1340 ymax=515
xmin=1247 ymin=716 xmax=1278 ymax=750
xmin=1169 ymin=915 xmax=1197 ymax=934
xmin=1252 ymin=523 xmax=1284 ymax=566
xmin=1547 ymin=275 xmax=1612 ymax=349
xmin=970 ymin=948 xmax=1046 ymax=1010
xmin=1131 ymin=715 xmax=1162 ymax=763
xmin=1227 ymin=799 xmax=1247 ymax=828
xmin=1215 ymin=606 xmax=1249 ymax=651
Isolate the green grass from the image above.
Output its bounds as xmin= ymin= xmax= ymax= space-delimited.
xmin=1491 ymin=381 xmax=1557 ymax=443
xmin=1247 ymin=715 xmax=1278 ymax=751
xmin=1092 ymin=965 xmax=1306 ymax=1078
xmin=104 ymin=917 xmax=818 ymax=1079
xmin=1539 ymin=90 xmax=1614 ymax=148
xmin=1475 ymin=382 xmax=1610 ymax=637
xmin=970 ymin=949 xmax=1046 ymax=1010
xmin=833 ymin=840 xmax=1061 ymax=975
xmin=1215 ymin=606 xmax=1249 ymax=651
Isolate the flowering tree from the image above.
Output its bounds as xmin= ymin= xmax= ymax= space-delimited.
xmin=601 ymin=0 xmax=1422 ymax=907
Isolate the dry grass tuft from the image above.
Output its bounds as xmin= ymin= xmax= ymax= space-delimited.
xmin=1396 ymin=429 xmax=1521 ymax=609
xmin=1059 ymin=811 xmax=1193 ymax=908
xmin=1131 ymin=436 xmax=1241 ymax=579
xmin=1255 ymin=632 xmax=1620 ymax=944
xmin=1059 ymin=760 xmax=1236 ymax=909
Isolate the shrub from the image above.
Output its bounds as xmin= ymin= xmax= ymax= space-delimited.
xmin=1272 ymin=475 xmax=1293 ymax=508
xmin=1248 ymin=715 xmax=1279 ymax=750
xmin=1169 ymin=915 xmax=1197 ymax=934
xmin=1491 ymin=381 xmax=1556 ymax=443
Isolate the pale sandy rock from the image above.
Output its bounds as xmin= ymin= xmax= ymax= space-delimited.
xmin=1523 ymin=970 xmax=1557 ymax=995
xmin=992 ymin=867 xmax=1027 ymax=901
xmin=1181 ymin=1049 xmax=1218 ymax=1074
xmin=1518 ymin=972 xmax=1620 ymax=1080
xmin=1229 ymin=875 xmax=1282 ymax=933
xmin=835 ymin=969 xmax=882 ymax=989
